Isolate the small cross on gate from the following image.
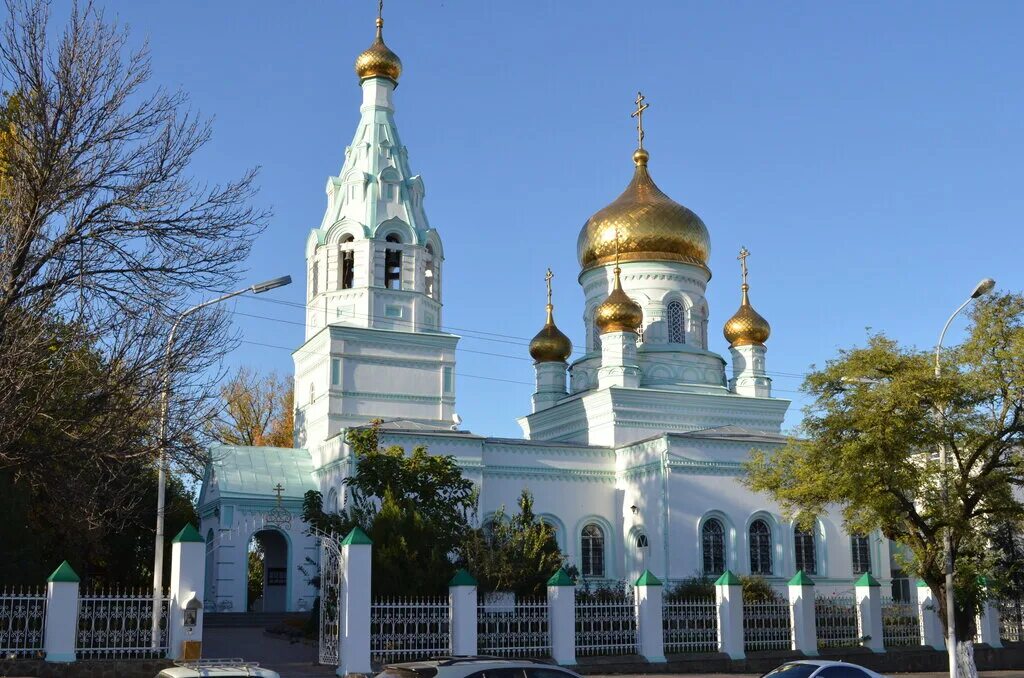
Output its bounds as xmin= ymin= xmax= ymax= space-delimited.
xmin=272 ymin=483 xmax=285 ymax=508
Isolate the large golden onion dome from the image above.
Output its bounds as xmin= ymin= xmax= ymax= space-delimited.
xmin=354 ymin=17 xmax=402 ymax=84
xmin=723 ymin=248 xmax=770 ymax=347
xmin=577 ymin=148 xmax=711 ymax=272
xmin=595 ymin=267 xmax=644 ymax=334
xmin=529 ymin=306 xmax=573 ymax=363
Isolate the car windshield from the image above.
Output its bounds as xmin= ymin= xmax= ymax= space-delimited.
xmin=761 ymin=664 xmax=820 ymax=678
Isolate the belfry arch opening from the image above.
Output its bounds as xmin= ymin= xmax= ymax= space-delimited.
xmin=384 ymin=233 xmax=402 ymax=289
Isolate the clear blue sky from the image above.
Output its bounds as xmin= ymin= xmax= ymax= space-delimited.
xmin=64 ymin=1 xmax=1023 ymax=437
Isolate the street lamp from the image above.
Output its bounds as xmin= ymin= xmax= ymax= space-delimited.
xmin=934 ymin=277 xmax=995 ymax=678
xmin=151 ymin=275 xmax=292 ymax=608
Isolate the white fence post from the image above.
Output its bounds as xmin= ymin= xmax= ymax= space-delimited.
xmin=916 ymin=582 xmax=945 ymax=650
xmin=546 ymin=568 xmax=576 ymax=665
xmin=449 ymin=569 xmax=478 ymax=656
xmin=167 ymin=524 xmax=207 ymax=660
xmin=788 ymin=570 xmax=817 ymax=656
xmin=339 ymin=527 xmax=372 ymax=677
xmin=44 ymin=561 xmax=79 ymax=663
xmin=855 ymin=573 xmax=884 ymax=653
xmin=635 ymin=570 xmax=666 ymax=662
xmin=715 ymin=570 xmax=744 ymax=660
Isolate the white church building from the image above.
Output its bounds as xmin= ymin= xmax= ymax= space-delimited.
xmin=198 ymin=11 xmax=902 ymax=613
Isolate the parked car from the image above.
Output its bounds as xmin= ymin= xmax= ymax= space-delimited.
xmin=156 ymin=658 xmax=280 ymax=678
xmin=377 ymin=656 xmax=582 ymax=678
xmin=761 ymin=660 xmax=886 ymax=678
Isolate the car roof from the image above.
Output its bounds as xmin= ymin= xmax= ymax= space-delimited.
xmin=158 ymin=661 xmax=280 ymax=678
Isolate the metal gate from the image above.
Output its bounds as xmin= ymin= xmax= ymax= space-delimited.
xmin=318 ymin=532 xmax=344 ymax=666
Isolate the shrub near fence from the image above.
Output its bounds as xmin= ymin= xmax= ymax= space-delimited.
xmin=371 ymin=596 xmax=450 ymax=662
xmin=815 ymin=594 xmax=860 ymax=649
xmin=0 ymin=587 xmax=46 ymax=659
xmin=76 ymin=589 xmax=170 ymax=660
xmin=575 ymin=590 xmax=637 ymax=656
xmin=881 ymin=597 xmax=920 ymax=648
xmin=477 ymin=596 xmax=550 ymax=658
xmin=663 ymin=598 xmax=717 ymax=653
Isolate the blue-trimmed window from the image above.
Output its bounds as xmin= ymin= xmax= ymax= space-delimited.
xmin=443 ymin=367 xmax=454 ymax=393
xmin=702 ymin=518 xmax=725 ymax=575
xmin=581 ymin=524 xmax=605 ymax=578
xmin=851 ymin=534 xmax=871 ymax=575
xmin=749 ymin=519 xmax=773 ymax=575
xmin=795 ymin=526 xmax=817 ymax=575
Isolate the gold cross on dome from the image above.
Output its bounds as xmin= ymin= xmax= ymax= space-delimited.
xmin=272 ymin=483 xmax=285 ymax=508
xmin=631 ymin=91 xmax=649 ymax=149
xmin=738 ymin=247 xmax=750 ymax=286
xmin=378 ymin=0 xmax=383 ymax=20
xmin=545 ymin=268 xmax=554 ymax=306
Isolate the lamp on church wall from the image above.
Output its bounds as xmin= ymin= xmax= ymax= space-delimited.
xmin=630 ymin=504 xmax=638 ymax=515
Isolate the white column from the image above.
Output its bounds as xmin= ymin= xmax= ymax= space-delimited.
xmin=787 ymin=571 xmax=817 ymax=656
xmin=855 ymin=573 xmax=884 ymax=653
xmin=533 ymin=361 xmax=568 ymax=413
xmin=546 ymin=569 xmax=576 ymax=666
xmin=729 ymin=344 xmax=771 ymax=397
xmin=44 ymin=561 xmax=80 ymax=663
xmin=339 ymin=527 xmax=372 ymax=677
xmin=635 ymin=570 xmax=666 ymax=662
xmin=167 ymin=524 xmax=207 ymax=660
xmin=715 ymin=570 xmax=744 ymax=660
xmin=598 ymin=330 xmax=640 ymax=389
xmin=916 ymin=583 xmax=946 ymax=650
xmin=449 ymin=569 xmax=478 ymax=656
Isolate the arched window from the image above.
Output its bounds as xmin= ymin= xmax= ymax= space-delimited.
xmin=384 ymin=234 xmax=402 ymax=289
xmin=794 ymin=526 xmax=817 ymax=575
xmin=667 ymin=300 xmax=686 ymax=344
xmin=749 ymin=519 xmax=773 ymax=575
xmin=308 ymin=382 xmax=315 ymax=406
xmin=581 ymin=524 xmax=605 ymax=578
xmin=326 ymin=488 xmax=338 ymax=514
xmin=310 ymin=260 xmax=319 ymax=297
xmin=592 ymin=319 xmax=602 ymax=352
xmin=850 ymin=533 xmax=871 ymax=575
xmin=424 ymin=244 xmax=435 ymax=299
xmin=702 ymin=518 xmax=725 ymax=575
xmin=636 ymin=534 xmax=649 ymax=549
xmin=340 ymin=235 xmax=355 ymax=290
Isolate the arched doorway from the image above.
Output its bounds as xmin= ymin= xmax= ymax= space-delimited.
xmin=247 ymin=529 xmax=289 ymax=612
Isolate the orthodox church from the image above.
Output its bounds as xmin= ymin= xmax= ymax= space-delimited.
xmin=198 ymin=10 xmax=898 ymax=613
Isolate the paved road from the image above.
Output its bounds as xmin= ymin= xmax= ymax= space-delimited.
xmin=203 ymin=627 xmax=333 ymax=678
xmin=591 ymin=674 xmax=1024 ymax=677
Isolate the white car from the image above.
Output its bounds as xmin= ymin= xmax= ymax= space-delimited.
xmin=377 ymin=656 xmax=582 ymax=678
xmin=157 ymin=658 xmax=280 ymax=678
xmin=761 ymin=660 xmax=886 ymax=678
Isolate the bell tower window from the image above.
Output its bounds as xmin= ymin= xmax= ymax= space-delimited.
xmin=424 ymin=244 xmax=435 ymax=299
xmin=384 ymin=234 xmax=402 ymax=290
xmin=340 ymin=235 xmax=355 ymax=290
xmin=667 ymin=300 xmax=686 ymax=344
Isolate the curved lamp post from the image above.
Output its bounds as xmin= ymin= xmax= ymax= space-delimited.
xmin=934 ymin=277 xmax=995 ymax=678
xmin=152 ymin=276 xmax=292 ymax=612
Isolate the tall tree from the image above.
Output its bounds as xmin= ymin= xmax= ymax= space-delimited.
xmin=746 ymin=292 xmax=1024 ymax=674
xmin=208 ymin=367 xmax=294 ymax=448
xmin=0 ymin=0 xmax=269 ymax=485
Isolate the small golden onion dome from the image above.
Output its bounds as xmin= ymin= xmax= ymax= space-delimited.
xmin=595 ymin=267 xmax=644 ymax=334
xmin=577 ymin=148 xmax=710 ymax=272
xmin=354 ymin=18 xmax=402 ymax=84
xmin=529 ymin=305 xmax=573 ymax=363
xmin=723 ymin=284 xmax=771 ymax=347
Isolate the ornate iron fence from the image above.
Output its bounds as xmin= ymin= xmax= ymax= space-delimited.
xmin=663 ymin=598 xmax=717 ymax=654
xmin=370 ymin=596 xmax=450 ymax=662
xmin=814 ymin=594 xmax=860 ymax=649
xmin=76 ymin=589 xmax=169 ymax=659
xmin=575 ymin=592 xmax=637 ymax=656
xmin=882 ymin=596 xmax=920 ymax=647
xmin=743 ymin=599 xmax=792 ymax=651
xmin=0 ymin=587 xmax=46 ymax=659
xmin=999 ymin=598 xmax=1024 ymax=643
xmin=476 ymin=596 xmax=550 ymax=657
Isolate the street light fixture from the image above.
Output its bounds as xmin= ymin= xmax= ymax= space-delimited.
xmin=935 ymin=277 xmax=995 ymax=678
xmin=151 ymin=275 xmax=292 ymax=617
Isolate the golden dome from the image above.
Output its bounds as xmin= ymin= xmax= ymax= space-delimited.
xmin=577 ymin=148 xmax=710 ymax=272
xmin=354 ymin=18 xmax=402 ymax=84
xmin=724 ymin=285 xmax=771 ymax=347
xmin=595 ymin=267 xmax=644 ymax=334
xmin=529 ymin=305 xmax=573 ymax=363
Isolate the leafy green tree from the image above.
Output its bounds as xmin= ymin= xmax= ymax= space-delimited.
xmin=746 ymin=292 xmax=1024 ymax=669
xmin=302 ymin=423 xmax=477 ymax=595
xmin=458 ymin=490 xmax=565 ymax=597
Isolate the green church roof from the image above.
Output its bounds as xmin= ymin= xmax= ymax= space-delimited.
xmin=206 ymin=445 xmax=318 ymax=500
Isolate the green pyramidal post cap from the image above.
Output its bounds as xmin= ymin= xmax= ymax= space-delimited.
xmin=855 ymin=572 xmax=881 ymax=587
xmin=172 ymin=524 xmax=205 ymax=543
xmin=788 ymin=570 xmax=815 ymax=586
xmin=714 ymin=570 xmax=741 ymax=586
xmin=547 ymin=568 xmax=574 ymax=586
xmin=916 ymin=579 xmax=930 ymax=587
xmin=48 ymin=560 xmax=80 ymax=583
xmin=449 ymin=568 xmax=477 ymax=587
xmin=635 ymin=569 xmax=663 ymax=586
xmin=341 ymin=526 xmax=373 ymax=545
